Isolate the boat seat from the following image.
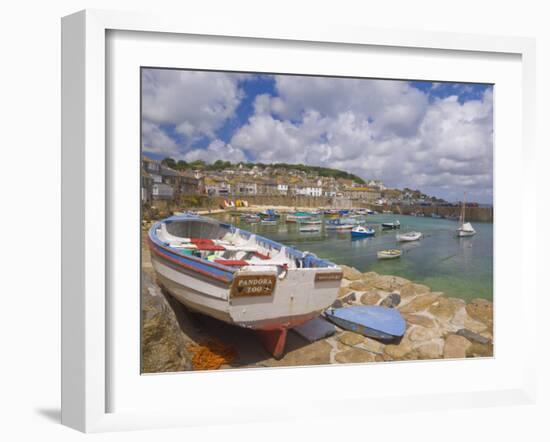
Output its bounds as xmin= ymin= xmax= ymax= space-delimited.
xmin=235 ymin=251 xmax=249 ymax=260
xmin=214 ymin=259 xmax=248 ymax=267
xmin=270 ymin=247 xmax=287 ymax=262
xmin=158 ymin=223 xmax=190 ymax=245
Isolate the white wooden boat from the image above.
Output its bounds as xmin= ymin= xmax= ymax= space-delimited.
xmin=148 ymin=214 xmax=342 ymax=358
xmin=377 ymin=249 xmax=402 ymax=259
xmin=299 ymin=225 xmax=321 ymax=233
xmin=396 ymin=231 xmax=422 ymax=242
xmin=300 ymin=218 xmax=322 ymax=225
xmin=457 ymin=194 xmax=476 ymax=237
xmin=325 ymin=219 xmax=354 ymax=230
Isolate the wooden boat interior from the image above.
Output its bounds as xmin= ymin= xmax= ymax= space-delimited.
xmin=153 ymin=215 xmax=334 ymax=272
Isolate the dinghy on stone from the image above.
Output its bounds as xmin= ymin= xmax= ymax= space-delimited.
xmin=324 ymin=305 xmax=406 ymax=341
xmin=148 ymin=214 xmax=343 ymax=359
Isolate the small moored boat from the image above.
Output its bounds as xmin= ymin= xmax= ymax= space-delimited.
xmin=241 ymin=214 xmax=260 ymax=223
xmin=381 ymin=220 xmax=401 ymax=230
xmin=259 ymin=209 xmax=280 ymax=219
xmin=377 ymin=249 xmax=402 ymax=259
xmin=325 ymin=219 xmax=354 ymax=230
xmin=396 ymin=231 xmax=422 ymax=242
xmin=286 ymin=211 xmax=312 ymax=223
xmin=325 ymin=305 xmax=406 ymax=341
xmin=457 ymin=194 xmax=476 ymax=237
xmin=457 ymin=222 xmax=476 ymax=237
xmin=148 ymin=214 xmax=343 ymax=358
xmin=300 ymin=218 xmax=322 ymax=225
xmin=299 ymin=225 xmax=321 ymax=233
xmin=351 ymin=226 xmax=376 ymax=238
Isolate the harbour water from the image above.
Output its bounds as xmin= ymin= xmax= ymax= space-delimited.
xmin=219 ymin=213 xmax=493 ymax=302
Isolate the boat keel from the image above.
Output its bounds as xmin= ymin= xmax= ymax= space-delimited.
xmin=256 ymin=328 xmax=288 ymax=360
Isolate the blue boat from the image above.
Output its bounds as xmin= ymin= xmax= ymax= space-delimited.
xmin=260 ymin=209 xmax=280 ymax=219
xmin=351 ymin=226 xmax=376 ymax=238
xmin=325 ymin=305 xmax=406 ymax=340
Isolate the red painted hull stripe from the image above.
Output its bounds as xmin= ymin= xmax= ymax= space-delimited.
xmin=148 ymin=237 xmax=236 ymax=274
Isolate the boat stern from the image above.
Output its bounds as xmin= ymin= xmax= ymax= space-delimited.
xmin=227 ymin=267 xmax=342 ymax=330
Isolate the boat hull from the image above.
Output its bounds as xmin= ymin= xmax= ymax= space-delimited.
xmin=300 ymin=227 xmax=321 ymax=233
xmin=397 ymin=233 xmax=422 ymax=242
xmin=326 ymin=224 xmax=354 ymax=230
xmin=150 ymin=252 xmax=341 ymax=331
xmin=377 ymin=251 xmax=402 ymax=259
xmin=351 ymin=231 xmax=375 ymax=238
xmin=325 ymin=306 xmax=406 ymax=341
xmin=148 ymin=214 xmax=343 ymax=358
xmin=382 ymin=224 xmax=400 ymax=230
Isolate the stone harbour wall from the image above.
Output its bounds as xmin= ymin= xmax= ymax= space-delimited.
xmin=141 ymin=227 xmax=493 ymax=371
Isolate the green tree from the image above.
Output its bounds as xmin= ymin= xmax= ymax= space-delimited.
xmin=161 ymin=157 xmax=177 ymax=169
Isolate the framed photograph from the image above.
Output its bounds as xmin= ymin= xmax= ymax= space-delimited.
xmin=61 ymin=9 xmax=537 ymax=432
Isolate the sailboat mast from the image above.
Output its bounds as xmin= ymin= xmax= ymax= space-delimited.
xmin=459 ymin=193 xmax=466 ymax=226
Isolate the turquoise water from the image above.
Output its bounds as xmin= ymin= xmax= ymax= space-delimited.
xmin=217 ymin=213 xmax=493 ymax=302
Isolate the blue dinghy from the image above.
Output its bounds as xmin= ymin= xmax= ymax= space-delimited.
xmin=325 ymin=305 xmax=406 ymax=341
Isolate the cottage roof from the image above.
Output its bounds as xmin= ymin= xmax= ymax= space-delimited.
xmin=141 ymin=155 xmax=159 ymax=164
xmin=160 ymin=166 xmax=179 ymax=176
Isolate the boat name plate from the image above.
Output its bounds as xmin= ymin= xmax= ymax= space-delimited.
xmin=315 ymin=271 xmax=343 ymax=282
xmin=230 ymin=274 xmax=277 ymax=298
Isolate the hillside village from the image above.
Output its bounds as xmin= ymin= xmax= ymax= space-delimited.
xmin=141 ymin=154 xmax=447 ymax=207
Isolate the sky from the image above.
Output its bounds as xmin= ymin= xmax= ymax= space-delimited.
xmin=141 ymin=68 xmax=493 ymax=203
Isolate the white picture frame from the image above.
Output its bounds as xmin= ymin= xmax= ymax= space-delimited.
xmin=61 ymin=9 xmax=537 ymax=433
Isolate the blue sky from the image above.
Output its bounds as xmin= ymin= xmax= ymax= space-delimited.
xmin=142 ymin=69 xmax=493 ymax=203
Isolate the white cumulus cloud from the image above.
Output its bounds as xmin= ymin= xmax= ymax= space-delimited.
xmin=183 ymin=139 xmax=247 ymax=163
xmin=142 ymin=69 xmax=244 ymax=143
xmin=141 ymin=70 xmax=493 ymax=202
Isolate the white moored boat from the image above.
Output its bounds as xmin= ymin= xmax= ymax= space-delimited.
xmin=457 ymin=194 xmax=476 ymax=237
xmin=396 ymin=231 xmax=422 ymax=242
xmin=300 ymin=218 xmax=322 ymax=225
xmin=325 ymin=219 xmax=354 ymax=230
xmin=148 ymin=214 xmax=342 ymax=358
xmin=457 ymin=222 xmax=476 ymax=237
xmin=299 ymin=225 xmax=321 ymax=233
xmin=377 ymin=249 xmax=402 ymax=259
